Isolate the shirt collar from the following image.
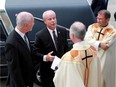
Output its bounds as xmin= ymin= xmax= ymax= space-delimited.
xmin=15 ymin=27 xmax=25 ymax=39
xmin=47 ymin=27 xmax=57 ymax=32
xmin=47 ymin=27 xmax=57 ymax=36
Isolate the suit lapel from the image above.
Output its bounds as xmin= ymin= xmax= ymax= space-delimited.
xmin=56 ymin=28 xmax=61 ymax=47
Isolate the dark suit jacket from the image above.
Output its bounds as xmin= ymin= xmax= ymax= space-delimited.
xmin=91 ymin=0 xmax=108 ymax=16
xmin=33 ymin=27 xmax=69 ymax=85
xmin=5 ymin=30 xmax=35 ymax=87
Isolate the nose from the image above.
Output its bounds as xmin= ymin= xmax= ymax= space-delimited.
xmin=51 ymin=18 xmax=55 ymax=22
xmin=97 ymin=18 xmax=100 ymax=23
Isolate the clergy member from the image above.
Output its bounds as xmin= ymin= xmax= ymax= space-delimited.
xmin=84 ymin=10 xmax=116 ymax=87
xmin=53 ymin=21 xmax=102 ymax=87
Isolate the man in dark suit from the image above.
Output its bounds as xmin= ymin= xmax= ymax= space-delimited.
xmin=91 ymin=0 xmax=109 ymax=17
xmin=33 ymin=10 xmax=69 ymax=87
xmin=5 ymin=11 xmax=35 ymax=87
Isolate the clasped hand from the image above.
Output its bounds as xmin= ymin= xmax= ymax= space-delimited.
xmin=100 ymin=42 xmax=109 ymax=51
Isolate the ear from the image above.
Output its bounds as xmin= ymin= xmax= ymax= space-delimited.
xmin=69 ymin=33 xmax=72 ymax=39
xmin=106 ymin=18 xmax=110 ymax=22
xmin=72 ymin=33 xmax=75 ymax=39
xmin=70 ymin=33 xmax=74 ymax=40
xmin=43 ymin=19 xmax=46 ymax=24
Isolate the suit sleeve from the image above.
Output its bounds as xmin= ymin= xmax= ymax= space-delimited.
xmin=32 ymin=33 xmax=44 ymax=62
xmin=5 ymin=43 xmax=25 ymax=87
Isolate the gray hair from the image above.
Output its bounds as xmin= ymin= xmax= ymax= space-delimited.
xmin=16 ymin=11 xmax=34 ymax=26
xmin=70 ymin=21 xmax=86 ymax=40
xmin=42 ymin=10 xmax=56 ymax=20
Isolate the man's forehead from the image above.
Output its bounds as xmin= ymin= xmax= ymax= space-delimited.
xmin=46 ymin=15 xmax=56 ymax=19
xmin=97 ymin=14 xmax=105 ymax=18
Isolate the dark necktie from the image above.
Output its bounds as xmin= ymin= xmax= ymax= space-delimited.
xmin=24 ymin=35 xmax=30 ymax=50
xmin=53 ymin=31 xmax=58 ymax=50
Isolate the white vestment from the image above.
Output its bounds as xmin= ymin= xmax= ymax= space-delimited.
xmin=84 ymin=23 xmax=116 ymax=87
xmin=53 ymin=41 xmax=101 ymax=87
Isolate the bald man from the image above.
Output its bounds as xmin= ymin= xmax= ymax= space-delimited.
xmin=5 ymin=11 xmax=35 ymax=87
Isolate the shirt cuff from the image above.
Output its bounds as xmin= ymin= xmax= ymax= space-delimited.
xmin=94 ymin=41 xmax=100 ymax=50
xmin=43 ymin=55 xmax=47 ymax=61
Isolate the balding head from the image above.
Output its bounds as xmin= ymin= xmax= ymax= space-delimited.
xmin=70 ymin=21 xmax=86 ymax=41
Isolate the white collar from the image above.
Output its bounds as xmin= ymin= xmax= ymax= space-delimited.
xmin=15 ymin=27 xmax=25 ymax=39
xmin=47 ymin=27 xmax=57 ymax=36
